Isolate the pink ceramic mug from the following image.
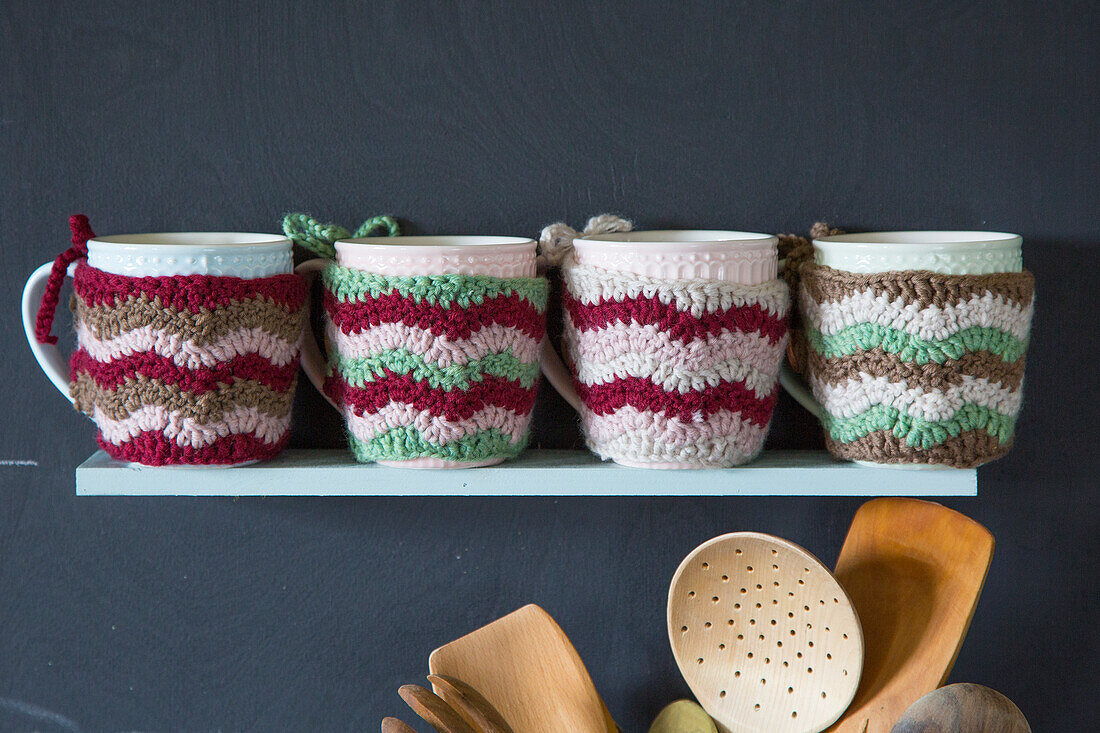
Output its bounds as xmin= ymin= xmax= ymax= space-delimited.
xmin=541 ymin=230 xmax=789 ymax=469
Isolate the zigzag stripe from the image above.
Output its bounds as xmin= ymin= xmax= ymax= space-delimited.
xmin=813 ymin=374 xmax=1022 ymax=422
xmin=824 ymin=403 xmax=1017 ymax=447
xmin=564 ymin=318 xmax=783 ymax=396
xmin=70 ymin=349 xmax=300 ymax=394
xmin=583 ymin=405 xmax=768 ymax=448
xmin=584 ymin=432 xmax=759 ymax=467
xmin=344 ymin=403 xmax=529 ymax=446
xmin=331 ymin=351 xmax=539 ymax=390
xmin=324 ymin=289 xmax=546 ymax=341
xmin=563 ymin=290 xmax=787 ymax=344
xmin=93 ymin=404 xmax=291 ymax=449
xmin=322 ymin=263 xmax=548 ymax=307
xmin=347 ymin=427 xmax=528 ymax=464
xmin=71 ymin=372 xmax=292 ymax=422
xmin=800 ymin=288 xmax=1034 ymax=341
xmin=575 ymin=376 xmax=777 ymax=426
xmin=73 ymin=262 xmax=307 ymax=310
xmin=824 ymin=429 xmax=1012 ymax=469
xmin=98 ymin=430 xmax=290 ymax=466
xmin=324 ymin=373 xmax=536 ymax=421
xmin=806 ymin=324 xmax=1028 ymax=363
xmin=564 ymin=316 xmax=786 ymax=375
xmin=563 ymin=261 xmax=790 ymax=317
xmin=76 ymin=323 xmax=300 ymax=369
xmin=325 ymin=321 xmax=539 ymax=367
xmin=570 ymin=349 xmax=779 ymax=398
xmin=74 ymin=295 xmax=306 ymax=343
xmin=806 ymin=348 xmax=1027 ymax=391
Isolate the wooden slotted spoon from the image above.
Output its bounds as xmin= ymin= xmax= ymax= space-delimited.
xmin=668 ymin=532 xmax=864 ymax=733
xmin=428 ymin=604 xmax=617 ymax=733
xmin=826 ymin=498 xmax=995 ymax=733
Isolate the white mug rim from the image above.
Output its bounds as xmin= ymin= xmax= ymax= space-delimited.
xmin=336 ymin=235 xmax=535 ymax=250
xmin=88 ymin=232 xmax=290 ymax=247
xmin=576 ymin=229 xmax=776 ymax=250
xmin=814 ymin=231 xmax=1022 ymax=253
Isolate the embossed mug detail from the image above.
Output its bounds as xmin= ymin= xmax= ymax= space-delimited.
xmin=540 ymin=227 xmax=790 ymax=469
xmin=23 ymin=219 xmax=304 ymax=467
xmin=781 ymin=230 xmax=1034 ymax=469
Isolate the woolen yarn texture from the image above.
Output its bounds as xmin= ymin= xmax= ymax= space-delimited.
xmin=69 ymin=263 xmax=307 ymax=465
xmin=560 ymin=257 xmax=791 ymax=467
xmin=796 ymin=262 xmax=1035 ymax=468
xmin=320 ymin=262 xmax=549 ymax=464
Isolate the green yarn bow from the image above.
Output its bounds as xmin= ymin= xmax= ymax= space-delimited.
xmin=282 ymin=212 xmax=400 ymax=259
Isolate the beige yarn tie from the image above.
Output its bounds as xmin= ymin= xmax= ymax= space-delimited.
xmin=537 ymin=214 xmax=633 ymax=268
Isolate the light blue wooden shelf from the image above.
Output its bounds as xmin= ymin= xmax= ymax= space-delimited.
xmin=75 ymin=449 xmax=977 ymax=496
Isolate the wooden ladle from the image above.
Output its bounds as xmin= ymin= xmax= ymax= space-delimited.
xmin=826 ymin=499 xmax=995 ymax=733
xmin=890 ymin=683 xmax=1031 ymax=732
xmin=428 ymin=604 xmax=618 ymax=733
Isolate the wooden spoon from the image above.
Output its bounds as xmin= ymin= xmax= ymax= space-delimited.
xmin=428 ymin=604 xmax=617 ymax=733
xmin=668 ymin=532 xmax=864 ymax=733
xmin=890 ymin=683 xmax=1031 ymax=732
xmin=826 ymin=499 xmax=995 ymax=733
xmin=382 ymin=718 xmax=419 ymax=733
xmin=649 ymin=700 xmax=718 ymax=733
xmin=398 ymin=684 xmax=478 ymax=733
xmin=428 ymin=674 xmax=514 ymax=733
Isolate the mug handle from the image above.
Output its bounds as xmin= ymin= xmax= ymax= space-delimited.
xmin=775 ymin=254 xmax=826 ymax=421
xmin=294 ymin=258 xmax=340 ymax=410
xmin=539 ymin=338 xmax=582 ymax=412
xmin=778 ymin=363 xmax=825 ymax=422
xmin=22 ymin=261 xmax=78 ymax=403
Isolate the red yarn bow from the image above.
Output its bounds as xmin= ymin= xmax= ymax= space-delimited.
xmin=35 ymin=214 xmax=96 ymax=345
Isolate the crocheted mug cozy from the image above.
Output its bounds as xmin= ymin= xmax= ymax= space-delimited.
xmin=68 ymin=264 xmax=307 ymax=465
xmin=797 ymin=263 xmax=1035 ymax=468
xmin=560 ymin=258 xmax=791 ymax=467
xmin=319 ymin=263 xmax=549 ymax=464
xmin=31 ymin=216 xmax=308 ymax=466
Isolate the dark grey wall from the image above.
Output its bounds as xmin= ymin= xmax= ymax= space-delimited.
xmin=1 ymin=1 xmax=1097 ymax=731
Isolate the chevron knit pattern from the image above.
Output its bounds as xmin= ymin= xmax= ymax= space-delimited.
xmin=561 ymin=260 xmax=790 ymax=467
xmin=798 ymin=263 xmax=1035 ymax=468
xmin=69 ymin=263 xmax=307 ymax=465
xmin=320 ymin=263 xmax=549 ymax=464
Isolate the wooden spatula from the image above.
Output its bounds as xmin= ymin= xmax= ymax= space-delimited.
xmin=827 ymin=499 xmax=995 ymax=733
xmin=428 ymin=604 xmax=617 ymax=733
xmin=668 ymin=532 xmax=864 ymax=733
xmin=890 ymin=683 xmax=1030 ymax=732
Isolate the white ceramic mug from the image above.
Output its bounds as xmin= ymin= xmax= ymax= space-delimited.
xmin=541 ymin=230 xmax=789 ymax=469
xmin=23 ymin=232 xmax=294 ymax=401
xmin=296 ymin=236 xmax=544 ymax=468
xmin=780 ymin=230 xmax=1026 ymax=469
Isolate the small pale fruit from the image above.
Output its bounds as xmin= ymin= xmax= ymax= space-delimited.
xmin=649 ymin=700 xmax=718 ymax=733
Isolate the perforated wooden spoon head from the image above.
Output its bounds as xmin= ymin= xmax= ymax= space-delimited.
xmin=429 ymin=604 xmax=616 ymax=733
xmin=827 ymin=499 xmax=995 ymax=733
xmin=668 ymin=532 xmax=864 ymax=733
xmin=890 ymin=683 xmax=1030 ymax=733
